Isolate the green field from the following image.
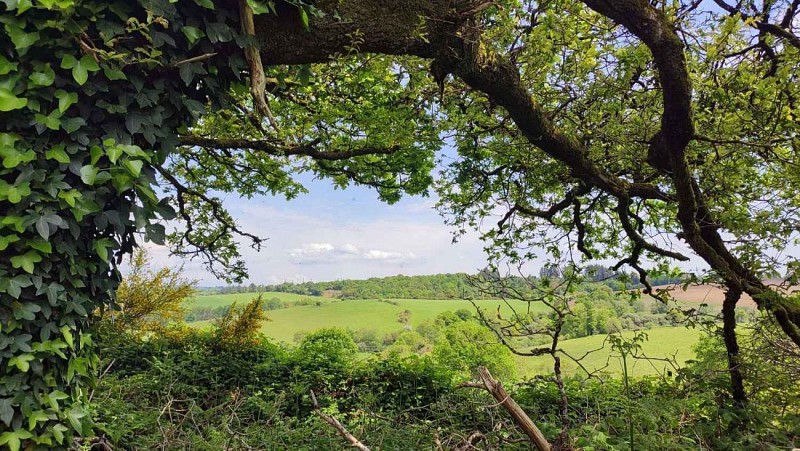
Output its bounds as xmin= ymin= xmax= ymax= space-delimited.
xmin=188 ymin=293 xmax=706 ymax=378
xmin=515 ymin=326 xmax=704 ymax=377
xmin=190 ymin=295 xmax=550 ymax=342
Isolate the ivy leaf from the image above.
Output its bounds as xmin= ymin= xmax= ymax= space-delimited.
xmin=29 ymin=64 xmax=55 ymax=86
xmin=299 ymin=7 xmax=309 ymax=29
xmin=246 ymin=0 xmax=270 ymax=14
xmin=61 ymin=325 xmax=74 ymax=349
xmin=0 ymin=55 xmax=17 ymax=75
xmin=0 ymin=179 xmax=32 ymax=203
xmin=8 ymin=353 xmax=35 ymax=372
xmin=28 ymin=410 xmax=49 ymax=430
xmin=36 ymin=216 xmax=54 ymax=239
xmin=65 ymin=407 xmax=86 ymax=433
xmin=12 ymin=301 xmax=41 ymax=320
xmin=79 ymin=165 xmax=98 ymax=185
xmin=57 ymin=189 xmax=81 ymax=207
xmin=122 ymin=159 xmax=143 ymax=176
xmin=61 ymin=54 xmax=99 ymax=86
xmin=0 ymin=234 xmax=20 ymax=250
xmin=0 ymin=146 xmax=35 ymax=168
xmin=0 ymin=398 xmax=13 ymax=427
xmin=51 ymin=423 xmax=68 ymax=444
xmin=46 ymin=146 xmax=71 ymax=164
xmin=181 ymin=26 xmax=204 ymax=45
xmin=42 ymin=282 xmax=64 ymax=305
xmin=35 ymin=110 xmax=62 ymax=130
xmin=105 ymin=144 xmax=122 ymax=163
xmin=54 ymin=90 xmax=78 ymax=113
xmin=5 ymin=23 xmax=39 ymax=50
xmin=0 ymin=429 xmax=32 ymax=451
xmin=93 ymin=238 xmax=114 ymax=261
xmin=0 ymin=88 xmax=27 ymax=111
xmin=193 ymin=0 xmax=214 ymax=9
xmin=10 ymin=251 xmax=42 ymax=274
xmin=6 ymin=275 xmax=32 ymax=298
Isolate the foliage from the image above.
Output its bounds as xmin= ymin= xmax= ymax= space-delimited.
xmin=230 ymin=273 xmax=494 ymax=299
xmin=87 ymin=325 xmax=798 ymax=450
xmin=432 ymin=319 xmax=517 ymax=381
xmin=213 ymin=295 xmax=268 ymax=349
xmin=110 ymin=247 xmax=197 ymax=332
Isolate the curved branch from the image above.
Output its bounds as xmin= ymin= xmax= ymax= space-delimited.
xmin=178 ymin=135 xmax=401 ymax=160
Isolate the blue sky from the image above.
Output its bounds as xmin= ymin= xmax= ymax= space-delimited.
xmin=145 ymin=173 xmax=489 ymax=286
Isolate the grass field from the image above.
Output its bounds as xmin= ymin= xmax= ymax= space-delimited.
xmin=191 ymin=296 xmax=551 ymax=343
xmin=514 ymin=326 xmax=704 ymax=378
xmin=188 ymin=292 xmax=707 ymax=378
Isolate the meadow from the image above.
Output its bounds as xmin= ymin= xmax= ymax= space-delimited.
xmin=187 ymin=292 xmax=705 ymax=378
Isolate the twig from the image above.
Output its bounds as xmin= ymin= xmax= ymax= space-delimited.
xmin=174 ymin=53 xmax=218 ymax=66
xmin=310 ymin=390 xmax=371 ymax=451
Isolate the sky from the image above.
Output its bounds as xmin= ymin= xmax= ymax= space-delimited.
xmin=142 ymin=173 xmax=490 ymax=286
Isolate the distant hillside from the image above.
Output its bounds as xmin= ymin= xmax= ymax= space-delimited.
xmin=652 ymin=280 xmax=798 ymax=308
xmin=222 ymin=273 xmax=495 ymax=300
xmin=212 ymin=270 xmax=679 ymax=300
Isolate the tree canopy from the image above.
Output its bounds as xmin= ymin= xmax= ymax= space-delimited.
xmin=1 ymin=0 xmax=799 ymax=447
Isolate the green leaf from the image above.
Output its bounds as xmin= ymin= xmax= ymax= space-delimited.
xmin=0 ymin=234 xmax=20 ymax=250
xmin=29 ymin=63 xmax=55 ymax=86
xmin=246 ymin=0 xmax=270 ymax=14
xmin=5 ymin=23 xmax=39 ymax=49
xmin=0 ymin=55 xmax=17 ymax=75
xmin=65 ymin=407 xmax=86 ymax=432
xmin=299 ymin=7 xmax=309 ymax=29
xmin=79 ymin=165 xmax=98 ymax=185
xmin=0 ymin=88 xmax=27 ymax=111
xmin=193 ymin=0 xmax=214 ymax=9
xmin=0 ymin=398 xmax=13 ymax=427
xmin=0 ymin=430 xmax=32 ymax=451
xmin=6 ymin=275 xmax=32 ymax=298
xmin=61 ymin=54 xmax=99 ymax=85
xmin=13 ymin=301 xmax=41 ymax=320
xmin=0 ymin=146 xmax=35 ymax=168
xmin=8 ymin=353 xmax=35 ymax=372
xmin=122 ymin=159 xmax=143 ymax=176
xmin=93 ymin=238 xmax=114 ymax=261
xmin=35 ymin=110 xmax=62 ymax=130
xmin=52 ymin=423 xmax=68 ymax=444
xmin=102 ymin=65 xmax=126 ymax=80
xmin=28 ymin=409 xmax=49 ymax=430
xmin=58 ymin=189 xmax=81 ymax=207
xmin=46 ymin=146 xmax=71 ymax=163
xmin=54 ymin=89 xmax=78 ymax=113
xmin=30 ymin=238 xmax=52 ymax=253
xmin=10 ymin=250 xmax=42 ymax=273
xmin=181 ymin=26 xmax=204 ymax=45
xmin=105 ymin=144 xmax=122 ymax=163
xmin=0 ymin=179 xmax=31 ymax=203
xmin=61 ymin=325 xmax=74 ymax=349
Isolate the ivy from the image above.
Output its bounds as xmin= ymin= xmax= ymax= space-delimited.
xmin=0 ymin=0 xmax=269 ymax=447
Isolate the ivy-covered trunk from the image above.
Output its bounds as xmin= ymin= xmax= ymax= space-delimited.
xmin=0 ymin=1 xmax=245 ymax=447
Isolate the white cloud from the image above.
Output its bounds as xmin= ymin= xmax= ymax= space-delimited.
xmin=363 ymin=249 xmax=416 ymax=261
xmin=289 ymin=243 xmax=417 ymax=264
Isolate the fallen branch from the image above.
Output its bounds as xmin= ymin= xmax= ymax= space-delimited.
xmin=456 ymin=431 xmax=485 ymax=450
xmin=462 ymin=366 xmax=552 ymax=451
xmin=310 ymin=390 xmax=371 ymax=451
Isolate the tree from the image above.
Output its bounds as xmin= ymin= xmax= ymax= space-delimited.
xmin=3 ymin=0 xmax=800 ymax=445
xmin=214 ymin=296 xmax=269 ymax=349
xmin=111 ymin=248 xmax=197 ymax=332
